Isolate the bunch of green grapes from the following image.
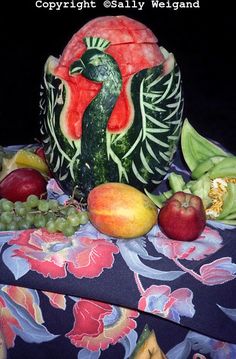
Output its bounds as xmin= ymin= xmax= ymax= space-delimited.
xmin=0 ymin=195 xmax=89 ymax=236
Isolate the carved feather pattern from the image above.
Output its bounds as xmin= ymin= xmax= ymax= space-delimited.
xmin=107 ymin=53 xmax=183 ymax=187
xmin=39 ymin=64 xmax=81 ymax=188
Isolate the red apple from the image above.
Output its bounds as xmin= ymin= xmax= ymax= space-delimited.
xmin=0 ymin=168 xmax=47 ymax=202
xmin=158 ymin=191 xmax=206 ymax=241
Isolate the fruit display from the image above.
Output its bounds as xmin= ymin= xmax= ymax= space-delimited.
xmin=88 ymin=182 xmax=158 ymax=238
xmin=0 ymin=16 xmax=235 ymax=241
xmin=0 ymin=111 xmax=235 ymax=242
xmin=40 ymin=15 xmax=183 ymax=200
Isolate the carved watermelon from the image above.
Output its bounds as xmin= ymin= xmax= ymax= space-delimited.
xmin=40 ymin=16 xmax=184 ymax=200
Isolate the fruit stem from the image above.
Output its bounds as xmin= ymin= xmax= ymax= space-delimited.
xmin=70 ymin=186 xmax=88 ymax=209
xmin=181 ymin=200 xmax=189 ymax=208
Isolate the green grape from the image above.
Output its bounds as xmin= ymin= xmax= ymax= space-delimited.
xmin=0 ymin=198 xmax=6 ymax=211
xmin=34 ymin=213 xmax=46 ymax=228
xmin=6 ymin=221 xmax=18 ymax=231
xmin=25 ymin=212 xmax=35 ymax=226
xmin=14 ymin=216 xmax=21 ymax=223
xmin=1 ymin=212 xmax=13 ymax=224
xmin=46 ymin=219 xmax=57 ymax=233
xmin=24 ymin=201 xmax=34 ymax=212
xmin=0 ymin=193 xmax=88 ymax=234
xmin=14 ymin=201 xmax=22 ymax=208
xmin=66 ymin=206 xmax=78 ymax=216
xmin=26 ymin=194 xmax=39 ymax=208
xmin=14 ymin=202 xmax=27 ymax=216
xmin=55 ymin=217 xmax=67 ymax=232
xmin=79 ymin=211 xmax=89 ymax=225
xmin=38 ymin=199 xmax=50 ymax=212
xmin=62 ymin=221 xmax=75 ymax=237
xmin=67 ymin=212 xmax=81 ymax=227
xmin=48 ymin=199 xmax=59 ymax=210
xmin=1 ymin=199 xmax=14 ymax=212
xmin=46 ymin=212 xmax=56 ymax=222
xmin=59 ymin=207 xmax=68 ymax=216
xmin=17 ymin=219 xmax=31 ymax=230
xmin=0 ymin=222 xmax=6 ymax=231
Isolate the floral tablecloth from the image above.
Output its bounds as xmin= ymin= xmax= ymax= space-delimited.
xmin=1 ymin=146 xmax=236 ymax=359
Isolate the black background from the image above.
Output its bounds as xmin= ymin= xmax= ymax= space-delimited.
xmin=0 ymin=1 xmax=235 ymax=152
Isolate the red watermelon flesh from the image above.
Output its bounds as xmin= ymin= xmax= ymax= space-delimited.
xmin=53 ymin=16 xmax=165 ymax=139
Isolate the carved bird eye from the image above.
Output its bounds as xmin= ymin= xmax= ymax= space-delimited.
xmin=88 ymin=55 xmax=103 ymax=67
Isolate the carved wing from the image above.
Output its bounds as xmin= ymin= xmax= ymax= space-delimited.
xmin=39 ymin=57 xmax=81 ymax=193
xmin=107 ymin=49 xmax=183 ymax=191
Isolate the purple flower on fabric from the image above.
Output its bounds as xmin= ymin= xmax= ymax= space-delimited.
xmin=138 ymin=284 xmax=195 ymax=323
xmin=200 ymin=257 xmax=236 ymax=285
xmin=148 ymin=226 xmax=223 ymax=261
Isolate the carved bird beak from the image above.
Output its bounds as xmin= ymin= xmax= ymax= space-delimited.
xmin=69 ymin=59 xmax=85 ymax=76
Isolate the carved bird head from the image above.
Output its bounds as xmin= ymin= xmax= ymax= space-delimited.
xmin=69 ymin=37 xmax=116 ymax=82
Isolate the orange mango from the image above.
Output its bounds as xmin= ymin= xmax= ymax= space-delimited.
xmin=88 ymin=183 xmax=158 ymax=239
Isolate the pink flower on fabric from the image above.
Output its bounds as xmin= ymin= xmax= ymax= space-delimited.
xmin=138 ymin=284 xmax=195 ymax=322
xmin=149 ymin=226 xmax=223 ymax=261
xmin=200 ymin=257 xmax=236 ymax=285
xmin=66 ymin=299 xmax=139 ymax=351
xmin=8 ymin=228 xmax=119 ymax=279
